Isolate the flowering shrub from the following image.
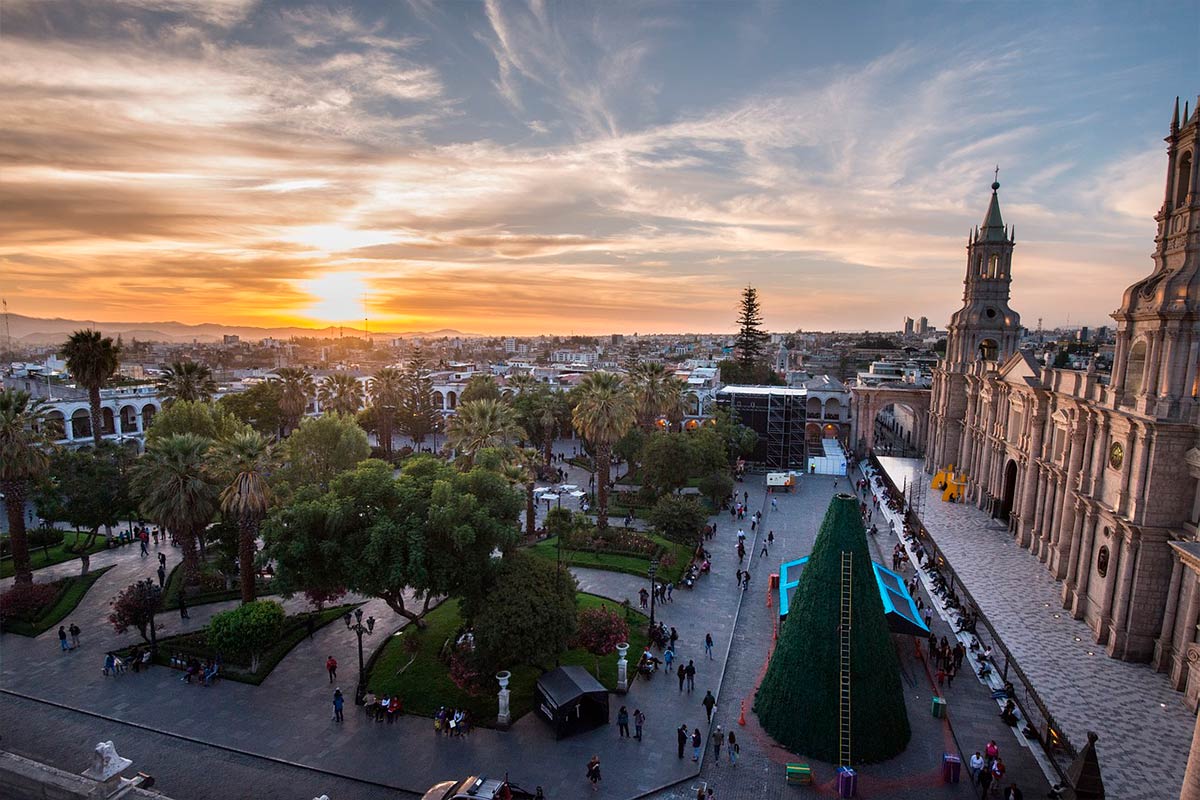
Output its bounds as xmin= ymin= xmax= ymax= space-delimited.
xmin=563 ymin=527 xmax=659 ymax=556
xmin=304 ymin=587 xmax=347 ymax=612
xmin=0 ymin=582 xmax=60 ymax=622
xmin=447 ymin=646 xmax=488 ymax=696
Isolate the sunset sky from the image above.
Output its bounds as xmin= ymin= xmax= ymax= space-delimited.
xmin=2 ymin=1 xmax=1196 ymax=335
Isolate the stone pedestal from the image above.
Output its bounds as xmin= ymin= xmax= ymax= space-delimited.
xmin=615 ymin=642 xmax=630 ymax=693
xmin=81 ymin=741 xmax=132 ymax=799
xmin=496 ymin=671 xmax=512 ymax=728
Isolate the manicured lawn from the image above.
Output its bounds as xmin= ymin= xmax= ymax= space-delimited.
xmin=1 ymin=566 xmax=115 ymax=637
xmin=161 ymin=559 xmax=272 ymax=610
xmin=118 ymin=604 xmax=357 ymax=685
xmin=367 ymin=593 xmax=648 ymax=726
xmin=0 ymin=532 xmax=121 ymax=579
xmin=528 ymin=534 xmax=692 ymax=584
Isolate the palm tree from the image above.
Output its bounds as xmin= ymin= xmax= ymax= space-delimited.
xmin=0 ymin=390 xmax=53 ymax=585
xmin=130 ymin=433 xmax=218 ymax=586
xmin=367 ymin=367 xmax=404 ymax=457
xmin=156 ymin=361 xmax=217 ymax=404
xmin=530 ymin=389 xmax=565 ymax=466
xmin=318 ymin=373 xmax=363 ymax=416
xmin=663 ymin=377 xmax=690 ymax=432
xmin=572 ymin=372 xmax=635 ymax=529
xmin=274 ymin=367 xmax=314 ymax=434
xmin=502 ymin=448 xmax=541 ymax=538
xmin=504 ymin=372 xmax=539 ymax=398
xmin=60 ymin=329 xmax=122 ymax=446
xmin=628 ymin=362 xmax=673 ymax=429
xmin=210 ymin=431 xmax=275 ymax=604
xmin=447 ymin=399 xmax=525 ymax=460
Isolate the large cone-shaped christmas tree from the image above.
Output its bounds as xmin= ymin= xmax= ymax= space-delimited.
xmin=754 ymin=493 xmax=911 ymax=763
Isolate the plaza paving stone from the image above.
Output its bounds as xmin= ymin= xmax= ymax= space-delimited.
xmin=876 ymin=455 xmax=1192 ymax=800
xmin=646 ymin=473 xmax=1049 ymax=800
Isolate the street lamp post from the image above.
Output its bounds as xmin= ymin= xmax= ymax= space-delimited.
xmin=648 ymin=559 xmax=659 ymax=626
xmin=342 ymin=607 xmax=376 ymax=706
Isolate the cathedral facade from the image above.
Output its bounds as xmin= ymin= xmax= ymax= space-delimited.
xmin=926 ymin=99 xmax=1200 ymax=696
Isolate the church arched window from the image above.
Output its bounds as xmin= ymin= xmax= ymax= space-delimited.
xmin=1124 ymin=340 xmax=1147 ymax=398
xmin=979 ymin=339 xmax=999 ymax=361
xmin=1177 ymin=151 xmax=1193 ymax=209
xmin=988 ymin=254 xmax=1000 ymax=279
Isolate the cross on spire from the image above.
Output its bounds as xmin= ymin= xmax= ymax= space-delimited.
xmin=994 ymin=165 xmax=1000 ymax=183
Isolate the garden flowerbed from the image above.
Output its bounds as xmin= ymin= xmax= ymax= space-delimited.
xmin=527 ymin=532 xmax=691 ymax=584
xmin=0 ymin=566 xmax=115 ymax=637
xmin=367 ymin=594 xmax=648 ymax=726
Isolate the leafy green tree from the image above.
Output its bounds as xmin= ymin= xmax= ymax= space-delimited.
xmin=571 ymin=372 xmax=636 ymax=529
xmin=317 ymin=373 xmax=363 ymax=416
xmin=713 ymin=410 xmax=758 ymax=460
xmin=36 ymin=443 xmax=133 ymax=550
xmin=279 ymin=413 xmax=371 ymax=491
xmin=218 ymin=382 xmax=284 ymax=436
xmin=274 ymin=367 xmax=314 ymax=434
xmin=474 ymin=552 xmax=578 ymax=671
xmin=647 ymin=494 xmax=709 ymax=550
xmin=575 ymin=605 xmax=629 ymax=678
xmin=108 ymin=578 xmax=163 ymax=643
xmin=156 ymin=361 xmax=217 ymax=404
xmin=511 ymin=387 xmax=570 ymax=466
xmin=697 ymin=471 xmax=735 ymax=511
xmin=397 ymin=348 xmax=440 ymax=446
xmin=265 ymin=456 xmax=522 ymax=627
xmin=717 ymin=359 xmax=784 ymax=386
xmin=210 ymin=431 xmax=276 ymax=604
xmin=688 ymin=426 xmax=730 ymax=475
xmin=0 ymin=390 xmax=52 ymax=584
xmin=640 ymin=432 xmax=691 ymax=496
xmin=754 ymin=494 xmax=910 ymax=763
xmin=460 ymin=374 xmax=501 ymax=404
xmin=206 ymin=600 xmax=286 ymax=672
xmin=145 ymin=399 xmax=247 ymax=444
xmin=612 ymin=426 xmax=645 ymax=473
xmin=60 ymin=329 xmax=122 ymax=446
xmin=130 ymin=433 xmax=219 ymax=585
xmin=734 ymin=285 xmax=770 ymax=370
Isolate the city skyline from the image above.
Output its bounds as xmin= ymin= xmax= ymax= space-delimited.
xmin=2 ymin=1 xmax=1195 ymax=335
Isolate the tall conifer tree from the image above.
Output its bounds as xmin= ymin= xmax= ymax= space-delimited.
xmin=734 ymin=285 xmax=770 ymax=369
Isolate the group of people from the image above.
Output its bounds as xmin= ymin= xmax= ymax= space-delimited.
xmin=57 ymin=622 xmax=81 ymax=652
xmin=433 ymin=705 xmax=471 ymax=736
xmin=362 ymin=692 xmax=403 ymax=723
xmin=181 ymin=656 xmax=220 ymax=686
xmin=968 ymin=740 xmax=1020 ymax=797
xmin=614 ymin=705 xmax=646 ymax=739
xmin=675 ymin=723 xmax=738 ymax=765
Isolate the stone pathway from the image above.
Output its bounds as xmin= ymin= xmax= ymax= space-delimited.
xmin=877 ymin=456 xmax=1192 ymax=800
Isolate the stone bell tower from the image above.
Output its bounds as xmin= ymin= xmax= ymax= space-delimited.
xmin=927 ymin=175 xmax=1023 ymax=470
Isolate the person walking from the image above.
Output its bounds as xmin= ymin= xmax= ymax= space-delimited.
xmin=139 ymin=531 xmax=148 ymax=557
xmin=1002 ymin=784 xmax=1023 ymax=800
xmin=326 ymin=655 xmax=338 ymax=683
xmin=58 ymin=626 xmax=69 ymax=652
xmin=157 ymin=563 xmax=166 ymax=589
xmin=677 ymin=724 xmax=687 ymax=758
xmin=979 ymin=762 xmax=994 ymax=796
xmin=691 ymin=728 xmax=702 ymax=761
xmin=664 ymin=646 xmax=675 ymax=671
xmin=158 ymin=552 xmax=166 ymax=569
xmin=712 ymin=725 xmax=723 ymax=760
xmin=178 ymin=591 xmax=189 ymax=620
xmin=633 ymin=708 xmax=645 ymax=741
xmin=685 ymin=660 xmax=696 ymax=693
xmin=677 ymin=664 xmax=686 ymax=692
xmin=332 ymin=688 xmax=344 ymax=722
xmin=69 ymin=623 xmax=80 ymax=649
xmin=760 ymin=536 xmax=769 ymax=558
xmin=969 ymin=751 xmax=984 ymax=784
xmin=737 ymin=541 xmax=745 ymax=562
xmin=727 ymin=730 xmax=738 ymax=765
xmin=617 ymin=705 xmax=630 ymax=738
xmin=771 ymin=496 xmax=778 ymax=511
xmin=990 ymin=757 xmax=1006 ymax=793
xmin=586 ymin=755 xmax=601 ymax=792
xmin=702 ymin=690 xmax=716 ymax=722
xmin=704 ymin=632 xmax=714 ymax=659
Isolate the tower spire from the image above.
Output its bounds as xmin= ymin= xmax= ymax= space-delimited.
xmin=980 ymin=171 xmax=1006 ymax=241
xmin=1172 ymin=97 xmax=1180 ymax=132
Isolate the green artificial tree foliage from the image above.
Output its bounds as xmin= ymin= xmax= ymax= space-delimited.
xmin=640 ymin=432 xmax=691 ymax=496
xmin=474 ymin=552 xmax=578 ymax=671
xmin=754 ymin=493 xmax=911 ymax=764
xmin=206 ymin=599 xmax=285 ymax=673
xmin=279 ymin=412 xmax=371 ymax=491
xmin=647 ymin=494 xmax=709 ymax=551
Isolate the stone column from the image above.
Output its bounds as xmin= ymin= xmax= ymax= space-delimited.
xmin=1155 ymin=556 xmax=1185 ymax=672
xmin=1098 ymin=529 xmax=1125 ymax=643
xmin=1181 ymin=704 xmax=1200 ymax=800
xmin=1107 ymin=530 xmax=1141 ymax=656
xmin=616 ymin=643 xmax=629 ymax=693
xmin=1172 ymin=577 xmax=1200 ymax=690
xmin=1032 ymin=467 xmax=1049 ymax=552
xmin=1053 ymin=425 xmax=1088 ymax=579
xmin=496 ymin=671 xmax=512 ymax=728
xmin=1069 ymin=510 xmax=1097 ymax=618
xmin=1018 ymin=404 xmax=1046 ymax=547
xmin=1063 ymin=500 xmax=1088 ymax=595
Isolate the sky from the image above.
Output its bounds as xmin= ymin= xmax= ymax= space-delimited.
xmin=1 ymin=1 xmax=1197 ymax=336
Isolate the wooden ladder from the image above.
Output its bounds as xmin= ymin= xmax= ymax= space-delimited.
xmin=839 ymin=550 xmax=853 ymax=767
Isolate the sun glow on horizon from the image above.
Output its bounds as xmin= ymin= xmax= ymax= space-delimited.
xmin=299 ymin=272 xmax=370 ymax=325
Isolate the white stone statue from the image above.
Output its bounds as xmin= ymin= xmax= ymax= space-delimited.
xmin=83 ymin=741 xmax=132 ymax=782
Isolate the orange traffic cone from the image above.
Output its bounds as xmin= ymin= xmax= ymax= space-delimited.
xmin=738 ymin=700 xmax=747 ymax=726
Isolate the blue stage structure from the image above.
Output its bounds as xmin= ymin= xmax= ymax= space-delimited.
xmin=778 ymin=556 xmax=929 ymax=636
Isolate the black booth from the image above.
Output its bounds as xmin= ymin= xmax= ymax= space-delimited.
xmin=534 ymin=666 xmax=610 ymax=739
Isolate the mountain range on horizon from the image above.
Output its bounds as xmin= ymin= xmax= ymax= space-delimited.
xmin=1 ymin=313 xmax=481 ymax=346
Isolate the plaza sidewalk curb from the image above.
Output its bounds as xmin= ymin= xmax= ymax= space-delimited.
xmin=0 ymin=689 xmax=414 ymax=796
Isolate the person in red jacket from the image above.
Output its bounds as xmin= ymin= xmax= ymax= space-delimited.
xmin=326 ymin=655 xmax=337 ymax=683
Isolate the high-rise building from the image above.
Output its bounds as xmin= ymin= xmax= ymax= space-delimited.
xmin=903 ymin=317 xmax=914 ymax=336
xmin=504 ymin=337 xmax=517 ymax=354
xmin=917 ymin=316 xmax=930 ymax=335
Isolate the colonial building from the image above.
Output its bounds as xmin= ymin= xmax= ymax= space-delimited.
xmin=926 ymin=100 xmax=1200 ymax=692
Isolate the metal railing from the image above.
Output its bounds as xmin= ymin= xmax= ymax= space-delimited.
xmin=868 ymin=453 xmax=1077 ymax=783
